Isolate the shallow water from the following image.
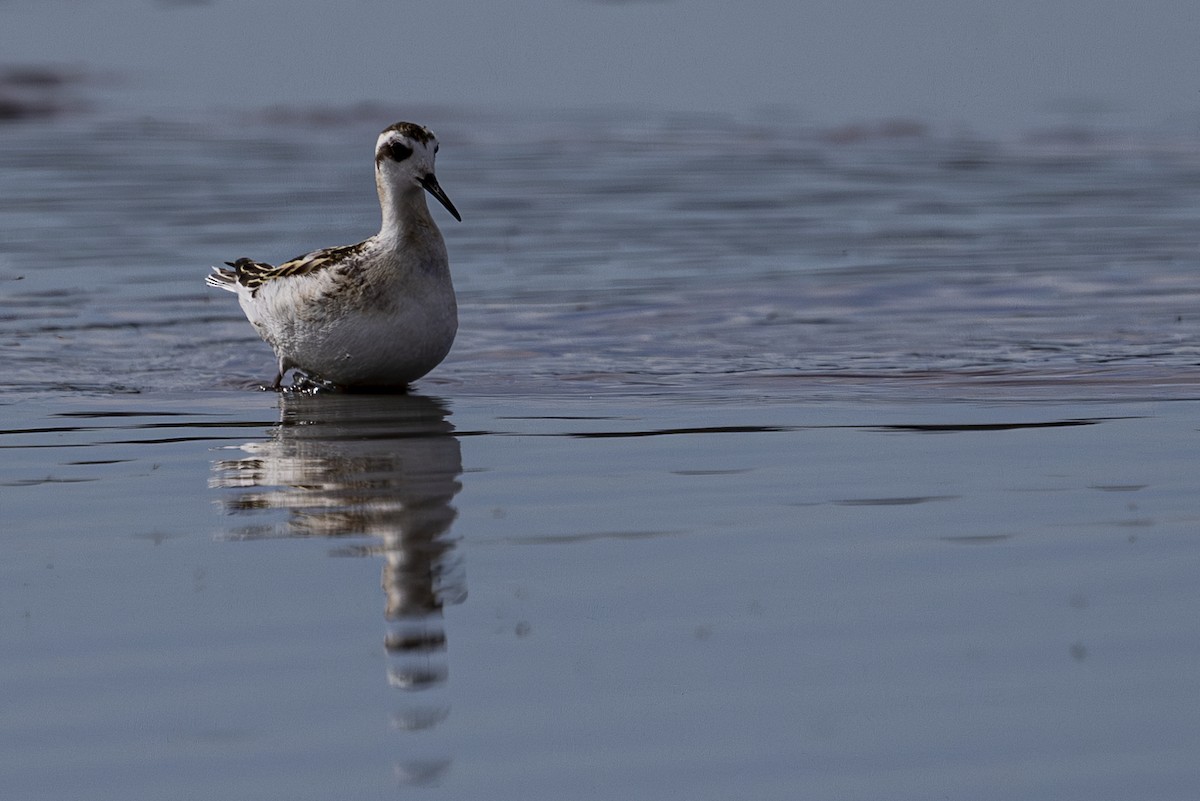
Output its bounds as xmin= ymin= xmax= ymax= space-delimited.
xmin=3 ymin=106 xmax=1200 ymax=799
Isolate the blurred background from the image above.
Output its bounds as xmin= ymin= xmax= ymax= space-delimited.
xmin=5 ymin=0 xmax=1200 ymax=134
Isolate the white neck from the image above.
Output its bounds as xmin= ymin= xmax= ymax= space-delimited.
xmin=375 ymin=173 xmax=436 ymax=243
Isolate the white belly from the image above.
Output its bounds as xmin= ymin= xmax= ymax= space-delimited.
xmin=246 ymin=270 xmax=458 ymax=387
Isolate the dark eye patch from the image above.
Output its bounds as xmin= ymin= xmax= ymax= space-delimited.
xmin=388 ymin=141 xmax=413 ymax=162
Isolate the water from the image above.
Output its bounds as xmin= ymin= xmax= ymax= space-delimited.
xmin=3 ymin=100 xmax=1200 ymax=800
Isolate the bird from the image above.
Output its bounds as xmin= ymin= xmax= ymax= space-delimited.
xmin=206 ymin=121 xmax=461 ymax=390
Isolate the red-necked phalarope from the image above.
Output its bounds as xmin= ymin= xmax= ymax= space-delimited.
xmin=206 ymin=121 xmax=461 ymax=390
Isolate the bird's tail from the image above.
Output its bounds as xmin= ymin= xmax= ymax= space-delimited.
xmin=205 ymin=264 xmax=239 ymax=292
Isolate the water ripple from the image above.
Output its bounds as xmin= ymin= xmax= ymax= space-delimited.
xmin=2 ymin=110 xmax=1200 ymax=402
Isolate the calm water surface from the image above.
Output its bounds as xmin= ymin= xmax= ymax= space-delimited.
xmin=3 ymin=105 xmax=1200 ymax=799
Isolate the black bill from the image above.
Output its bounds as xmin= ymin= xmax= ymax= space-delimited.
xmin=419 ymin=174 xmax=461 ymax=222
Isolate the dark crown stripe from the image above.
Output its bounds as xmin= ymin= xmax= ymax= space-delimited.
xmin=381 ymin=121 xmax=434 ymax=144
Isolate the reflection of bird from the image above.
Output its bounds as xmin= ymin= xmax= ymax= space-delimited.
xmin=211 ymin=393 xmax=464 ymax=680
xmin=210 ymin=393 xmax=462 ymax=783
xmin=206 ymin=122 xmax=461 ymax=390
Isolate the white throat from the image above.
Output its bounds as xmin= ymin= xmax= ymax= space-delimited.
xmin=376 ymin=172 xmax=436 ymax=243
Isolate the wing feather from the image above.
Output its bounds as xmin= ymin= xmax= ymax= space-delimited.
xmin=211 ymin=241 xmax=369 ymax=296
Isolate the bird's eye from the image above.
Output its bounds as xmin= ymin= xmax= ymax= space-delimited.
xmin=389 ymin=142 xmax=413 ymax=162
xmin=434 ymin=144 xmax=439 ymax=154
